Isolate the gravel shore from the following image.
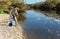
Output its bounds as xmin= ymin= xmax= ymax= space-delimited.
xmin=0 ymin=14 xmax=23 ymax=39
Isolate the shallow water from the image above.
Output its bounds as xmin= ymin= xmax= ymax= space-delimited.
xmin=19 ymin=10 xmax=60 ymax=39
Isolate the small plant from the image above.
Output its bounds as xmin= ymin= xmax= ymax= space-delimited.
xmin=0 ymin=9 xmax=4 ymax=14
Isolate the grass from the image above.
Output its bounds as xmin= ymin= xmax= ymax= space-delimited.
xmin=0 ymin=9 xmax=4 ymax=14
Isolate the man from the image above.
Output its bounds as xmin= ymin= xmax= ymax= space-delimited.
xmin=9 ymin=6 xmax=18 ymax=26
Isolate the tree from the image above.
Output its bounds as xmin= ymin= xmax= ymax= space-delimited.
xmin=0 ymin=0 xmax=23 ymax=10
xmin=46 ymin=0 xmax=60 ymax=5
xmin=9 ymin=0 xmax=22 ymax=4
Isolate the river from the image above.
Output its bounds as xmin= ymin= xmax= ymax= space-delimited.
xmin=18 ymin=10 xmax=60 ymax=39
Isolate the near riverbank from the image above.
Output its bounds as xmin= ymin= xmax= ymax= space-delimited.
xmin=0 ymin=14 xmax=23 ymax=39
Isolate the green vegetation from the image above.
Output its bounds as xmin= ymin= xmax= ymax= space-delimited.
xmin=11 ymin=3 xmax=28 ymax=12
xmin=32 ymin=1 xmax=54 ymax=11
xmin=31 ymin=0 xmax=60 ymax=11
xmin=0 ymin=9 xmax=4 ymax=14
xmin=0 ymin=0 xmax=27 ymax=13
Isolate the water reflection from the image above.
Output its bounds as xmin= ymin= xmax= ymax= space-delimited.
xmin=33 ymin=9 xmax=60 ymax=19
xmin=18 ymin=10 xmax=60 ymax=39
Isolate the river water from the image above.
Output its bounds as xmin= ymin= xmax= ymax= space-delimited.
xmin=19 ymin=10 xmax=60 ymax=39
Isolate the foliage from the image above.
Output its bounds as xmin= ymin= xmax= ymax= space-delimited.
xmin=56 ymin=2 xmax=60 ymax=11
xmin=32 ymin=0 xmax=59 ymax=11
xmin=0 ymin=0 xmax=27 ymax=13
xmin=10 ymin=3 xmax=27 ymax=12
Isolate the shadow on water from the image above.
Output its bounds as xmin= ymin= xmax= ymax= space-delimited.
xmin=18 ymin=10 xmax=60 ymax=39
xmin=17 ymin=12 xmax=26 ymax=23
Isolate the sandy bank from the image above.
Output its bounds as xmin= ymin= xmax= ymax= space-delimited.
xmin=0 ymin=14 xmax=23 ymax=39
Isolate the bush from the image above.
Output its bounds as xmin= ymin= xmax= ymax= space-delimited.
xmin=56 ymin=2 xmax=60 ymax=11
xmin=39 ymin=2 xmax=52 ymax=11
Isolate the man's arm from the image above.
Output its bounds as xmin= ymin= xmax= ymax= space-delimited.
xmin=10 ymin=10 xmax=12 ymax=16
xmin=15 ymin=10 xmax=18 ymax=15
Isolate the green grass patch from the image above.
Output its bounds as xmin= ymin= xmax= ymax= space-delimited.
xmin=0 ymin=9 xmax=4 ymax=14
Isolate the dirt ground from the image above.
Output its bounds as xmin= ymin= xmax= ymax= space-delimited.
xmin=0 ymin=14 xmax=23 ymax=39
